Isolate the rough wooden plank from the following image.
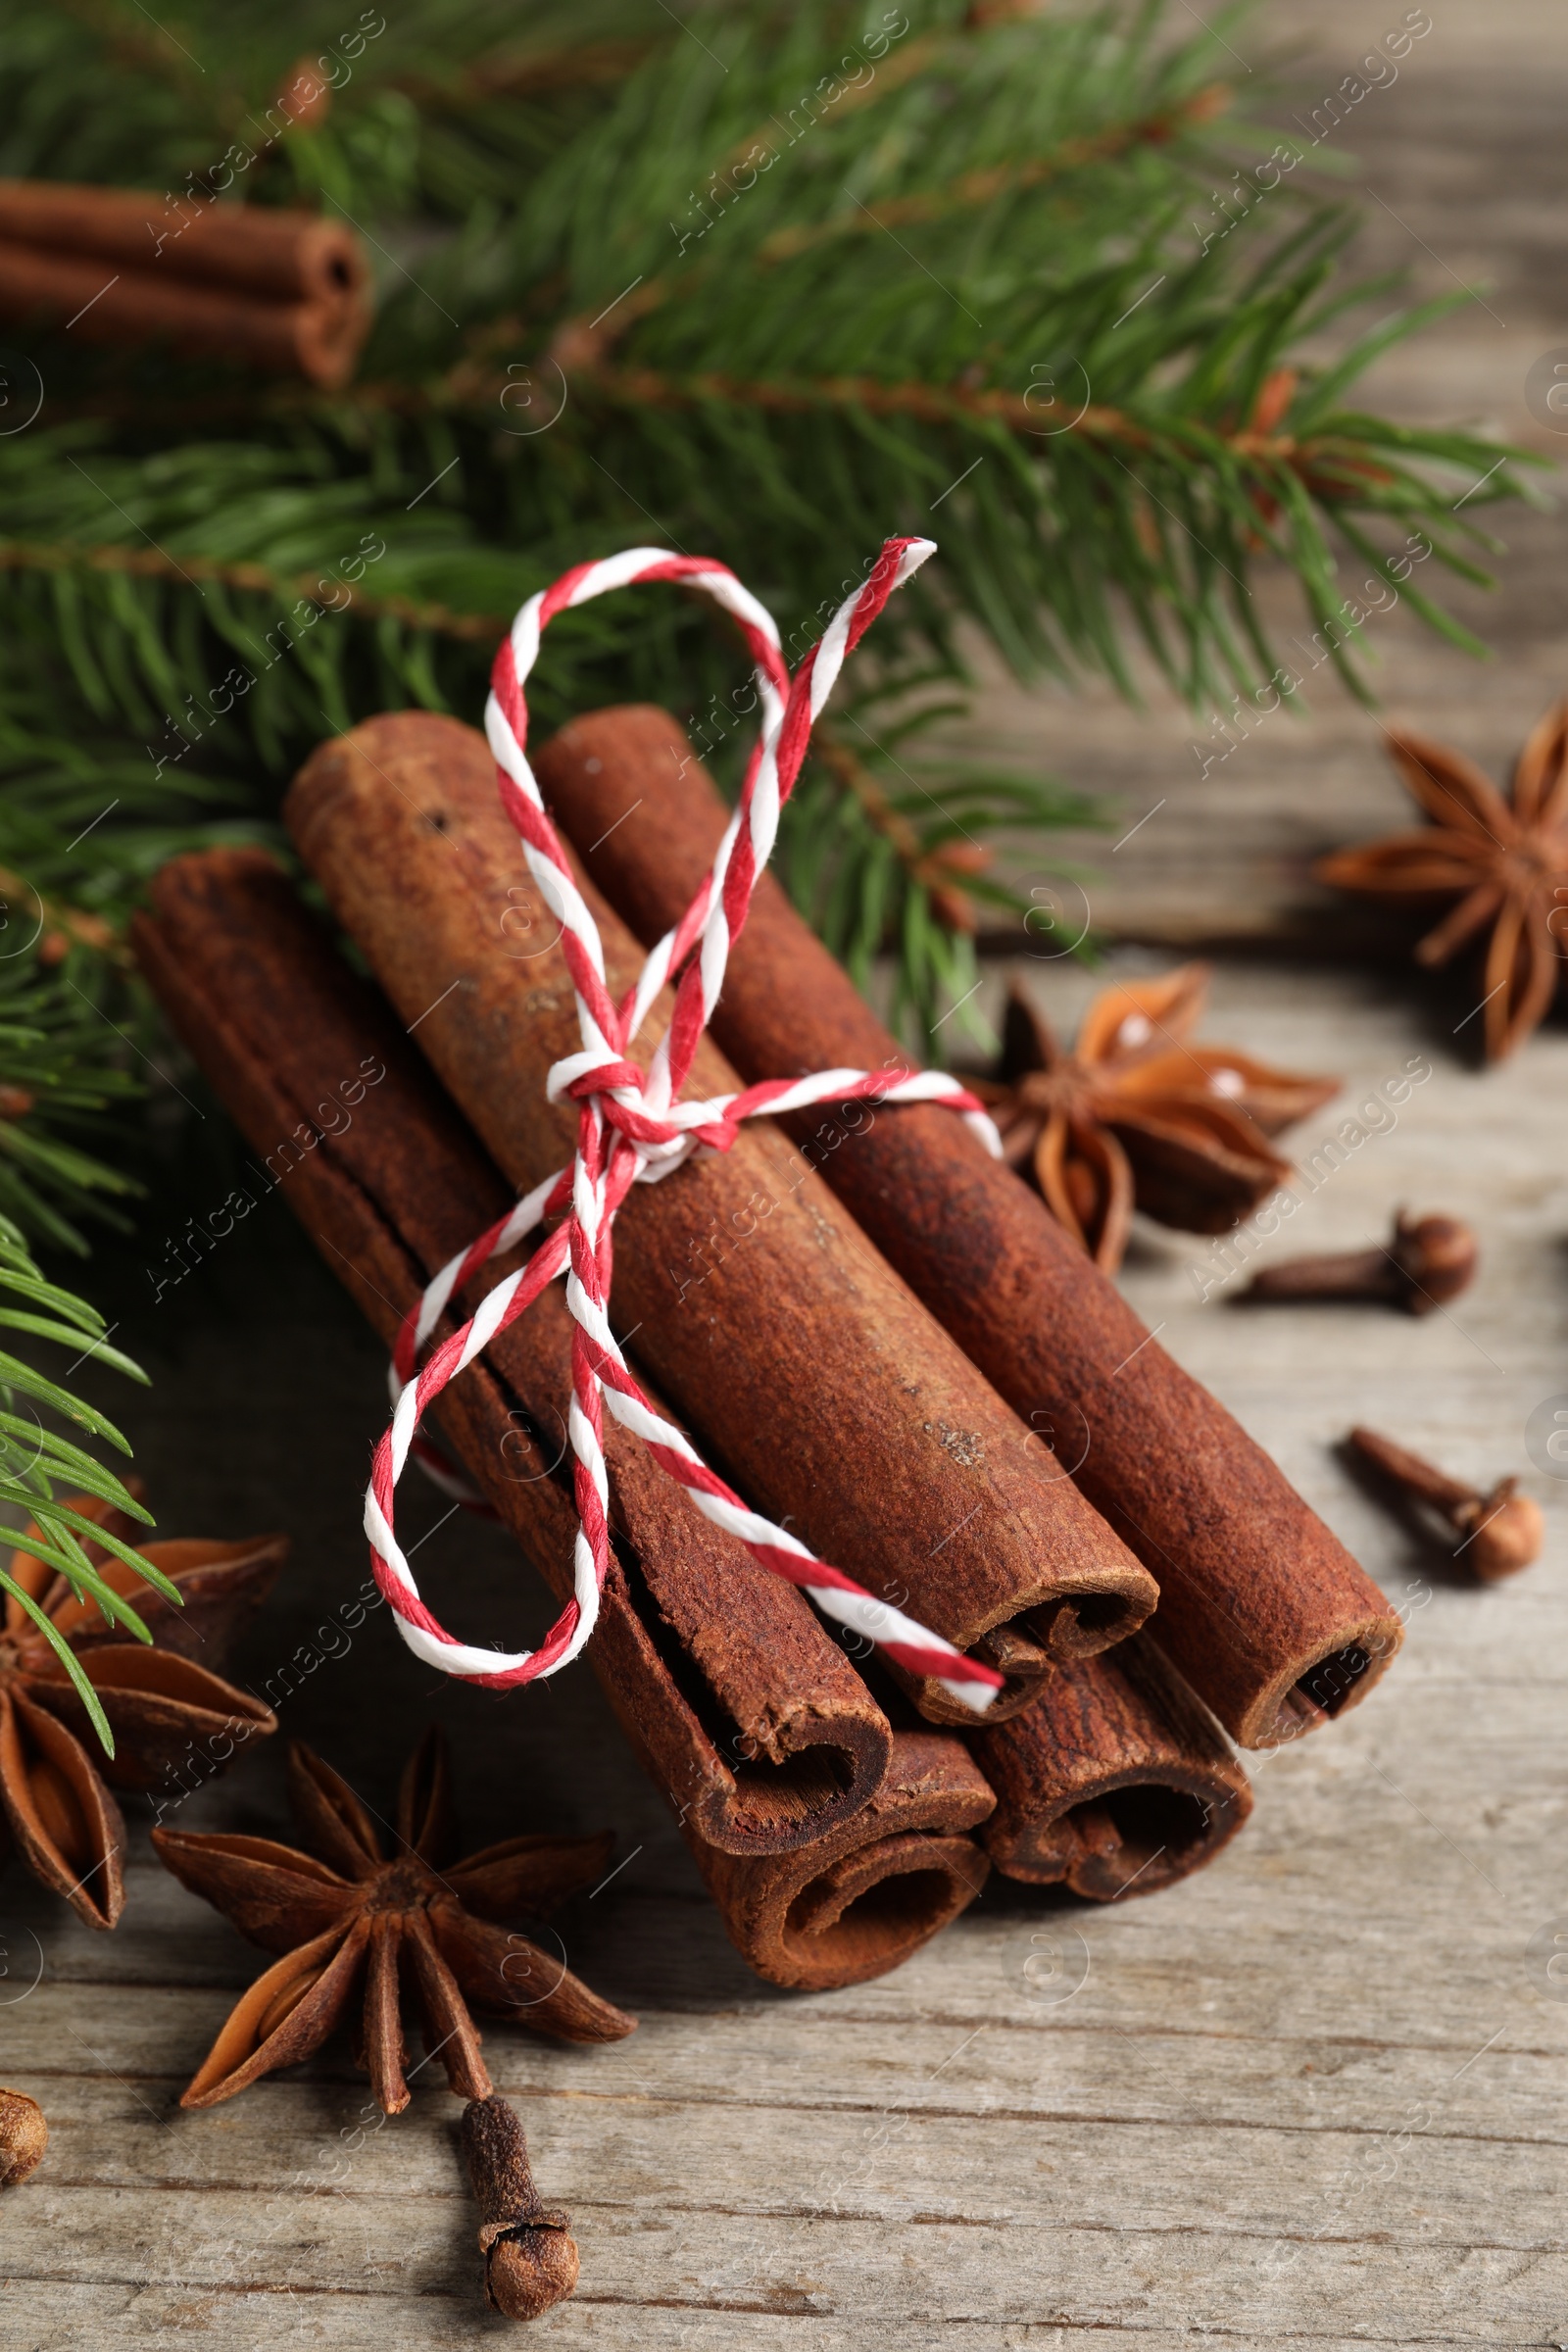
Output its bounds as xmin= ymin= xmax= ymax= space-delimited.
xmin=16 ymin=2075 xmax=1568 ymax=2246
xmin=10 ymin=2178 xmax=1568 ymax=2342
xmin=0 ymin=2305 xmax=1523 ymax=2352
xmin=11 ymin=1969 xmax=1568 ymax=2141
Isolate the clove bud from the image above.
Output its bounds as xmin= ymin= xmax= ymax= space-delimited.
xmin=1241 ymin=1209 xmax=1477 ymax=1315
xmin=461 ymin=2093 xmax=579 ymax=2322
xmin=1347 ymin=1426 xmax=1544 ymax=1581
xmin=0 ymin=2088 xmax=47 ymax=2186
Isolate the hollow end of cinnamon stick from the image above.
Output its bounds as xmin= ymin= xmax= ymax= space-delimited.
xmin=590 ymin=1424 xmax=895 ymax=1845
xmin=705 ymin=1734 xmax=878 ymax=1849
xmin=975 ymin=1639 xmax=1252 ymax=1898
xmin=600 ymin=1590 xmax=892 ymax=1857
xmin=1242 ymin=1616 xmax=1402 ymax=1749
xmin=988 ymin=1773 xmax=1250 ymax=1898
xmin=289 ymin=290 xmax=372 ymax=389
xmin=694 ymin=1731 xmax=995 ymax=1989
xmin=597 ymin=1633 xmax=891 ymax=1858
xmin=917 ymin=1569 xmax=1157 ymax=1727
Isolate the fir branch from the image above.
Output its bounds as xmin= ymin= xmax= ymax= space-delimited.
xmin=0 ymin=943 xmax=144 ymax=1251
xmin=0 ymin=0 xmax=1542 ymax=1084
xmin=394 ymin=37 xmax=659 ymax=110
xmin=754 ymin=79 xmax=1234 ymax=256
xmin=0 ymin=866 xmax=119 ymax=960
xmin=0 ymin=536 xmax=508 ymax=645
xmin=526 ymin=356 xmax=1289 ymax=453
xmin=813 ymin=726 xmax=996 ymax=934
xmin=781 ymin=689 xmax=1104 ymax=1046
xmin=0 ymin=1211 xmax=166 ymax=1757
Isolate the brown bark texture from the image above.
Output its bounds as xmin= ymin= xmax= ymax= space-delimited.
xmin=132 ymin=848 xmax=891 ymax=1857
xmin=973 ymin=1635 xmax=1251 ymax=1897
xmin=693 ymin=1730 xmax=994 ymax=1989
xmin=282 ymin=712 xmax=1158 ymax=1725
xmin=532 ymin=706 xmax=1404 ymax=1748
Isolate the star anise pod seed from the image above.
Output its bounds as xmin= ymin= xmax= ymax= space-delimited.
xmin=154 ymin=1730 xmax=635 ymax=2113
xmin=1 ymin=1493 xmax=284 ymax=1930
xmin=973 ymin=966 xmax=1339 ymax=1272
xmin=1316 ymin=704 xmax=1568 ymax=1061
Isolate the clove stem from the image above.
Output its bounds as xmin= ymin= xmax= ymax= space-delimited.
xmin=461 ymin=2094 xmax=579 ymax=2322
xmin=1242 ymin=1210 xmax=1477 ymax=1316
xmin=1347 ymin=1425 xmax=1543 ymax=1581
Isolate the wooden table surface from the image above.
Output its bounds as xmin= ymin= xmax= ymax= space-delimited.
xmin=5 ymin=4 xmax=1568 ymax=2345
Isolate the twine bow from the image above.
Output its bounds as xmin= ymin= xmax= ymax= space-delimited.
xmin=364 ymin=538 xmax=1006 ymax=1713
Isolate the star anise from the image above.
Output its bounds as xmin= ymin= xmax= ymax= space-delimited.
xmin=154 ymin=1730 xmax=636 ymax=2112
xmin=974 ymin=965 xmax=1339 ymax=1271
xmin=1317 ymin=704 xmax=1568 ymax=1060
xmin=1 ymin=1493 xmax=284 ymax=1931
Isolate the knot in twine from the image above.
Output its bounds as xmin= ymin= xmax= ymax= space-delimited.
xmin=365 ymin=538 xmax=1005 ymax=1713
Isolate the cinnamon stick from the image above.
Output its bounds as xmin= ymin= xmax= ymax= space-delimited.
xmin=283 ymin=714 xmax=1159 ymax=1726
xmin=133 ymin=852 xmax=994 ymax=1993
xmin=531 ymin=706 xmax=1404 ymax=1748
xmin=694 ymin=1731 xmax=994 ymax=1989
xmin=972 ymin=1636 xmax=1250 ymax=1897
xmin=132 ymin=849 xmax=892 ymax=1855
xmin=0 ymin=182 xmax=368 ymax=387
xmin=0 ymin=183 xmax=367 ymax=306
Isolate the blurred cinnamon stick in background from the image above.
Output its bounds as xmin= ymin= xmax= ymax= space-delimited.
xmin=283 ymin=713 xmax=1161 ymax=1727
xmin=0 ymin=180 xmax=369 ymax=386
xmin=533 ymin=708 xmax=1403 ymax=1749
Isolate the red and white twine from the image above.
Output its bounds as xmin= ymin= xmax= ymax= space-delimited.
xmin=363 ymin=537 xmax=1006 ymax=1714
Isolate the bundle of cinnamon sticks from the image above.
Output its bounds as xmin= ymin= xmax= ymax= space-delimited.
xmin=0 ymin=180 xmax=369 ymax=387
xmin=131 ymin=703 xmax=1399 ymax=1993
